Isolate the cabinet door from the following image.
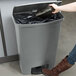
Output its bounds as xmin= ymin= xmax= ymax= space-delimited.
xmin=0 ymin=31 xmax=4 ymax=57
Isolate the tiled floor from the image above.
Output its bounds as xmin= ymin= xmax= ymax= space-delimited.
xmin=0 ymin=0 xmax=76 ymax=76
xmin=0 ymin=61 xmax=44 ymax=76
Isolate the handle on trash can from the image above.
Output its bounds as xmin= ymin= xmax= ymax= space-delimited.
xmin=36 ymin=6 xmax=55 ymax=17
xmin=26 ymin=6 xmax=55 ymax=19
xmin=50 ymin=6 xmax=55 ymax=12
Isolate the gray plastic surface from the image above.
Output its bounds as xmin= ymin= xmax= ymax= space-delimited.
xmin=12 ymin=1 xmax=63 ymax=74
xmin=0 ymin=10 xmax=4 ymax=57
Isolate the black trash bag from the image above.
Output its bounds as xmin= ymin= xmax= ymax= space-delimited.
xmin=13 ymin=11 xmax=62 ymax=24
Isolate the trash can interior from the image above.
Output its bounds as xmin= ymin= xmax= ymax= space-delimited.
xmin=13 ymin=2 xmax=63 ymax=24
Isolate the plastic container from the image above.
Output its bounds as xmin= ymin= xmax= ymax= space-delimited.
xmin=12 ymin=1 xmax=63 ymax=74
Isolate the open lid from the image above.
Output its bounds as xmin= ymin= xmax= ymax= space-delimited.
xmin=13 ymin=0 xmax=62 ymax=14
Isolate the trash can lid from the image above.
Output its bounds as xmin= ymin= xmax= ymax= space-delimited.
xmin=12 ymin=0 xmax=63 ymax=26
xmin=13 ymin=0 xmax=62 ymax=14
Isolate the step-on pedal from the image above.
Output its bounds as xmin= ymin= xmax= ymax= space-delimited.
xmin=31 ymin=64 xmax=49 ymax=74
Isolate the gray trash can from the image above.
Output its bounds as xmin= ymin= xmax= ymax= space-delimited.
xmin=12 ymin=1 xmax=63 ymax=75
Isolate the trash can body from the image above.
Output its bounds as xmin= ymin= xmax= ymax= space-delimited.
xmin=12 ymin=1 xmax=63 ymax=74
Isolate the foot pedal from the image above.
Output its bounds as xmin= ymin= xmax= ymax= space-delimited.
xmin=31 ymin=64 xmax=49 ymax=74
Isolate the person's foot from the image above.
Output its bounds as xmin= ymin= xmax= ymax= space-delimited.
xmin=42 ymin=56 xmax=73 ymax=76
xmin=42 ymin=68 xmax=58 ymax=76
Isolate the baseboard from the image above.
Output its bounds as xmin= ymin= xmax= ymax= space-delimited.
xmin=0 ymin=55 xmax=19 ymax=63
